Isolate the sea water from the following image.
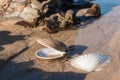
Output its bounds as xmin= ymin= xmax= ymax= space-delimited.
xmin=93 ymin=0 xmax=120 ymax=14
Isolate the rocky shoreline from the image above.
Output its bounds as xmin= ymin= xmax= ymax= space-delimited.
xmin=0 ymin=0 xmax=101 ymax=33
xmin=0 ymin=1 xmax=120 ymax=80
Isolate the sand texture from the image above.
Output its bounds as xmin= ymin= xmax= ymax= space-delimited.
xmin=0 ymin=6 xmax=120 ymax=80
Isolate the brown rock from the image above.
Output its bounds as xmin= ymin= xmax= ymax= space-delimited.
xmin=4 ymin=11 xmax=20 ymax=17
xmin=1 ymin=0 xmax=27 ymax=17
xmin=6 ymin=7 xmax=14 ymax=13
xmin=17 ymin=3 xmax=26 ymax=12
xmin=12 ymin=0 xmax=28 ymax=2
xmin=42 ymin=10 xmax=75 ymax=33
xmin=76 ymin=8 xmax=88 ymax=17
xmin=31 ymin=0 xmax=41 ymax=10
xmin=0 ymin=0 xmax=12 ymax=15
xmin=65 ymin=9 xmax=74 ymax=23
xmin=84 ymin=4 xmax=101 ymax=17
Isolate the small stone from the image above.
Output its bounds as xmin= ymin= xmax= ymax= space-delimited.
xmin=19 ymin=6 xmax=39 ymax=21
xmin=31 ymin=0 xmax=41 ymax=10
xmin=76 ymin=8 xmax=88 ymax=17
xmin=65 ymin=9 xmax=74 ymax=23
xmin=4 ymin=11 xmax=20 ymax=17
xmin=84 ymin=4 xmax=101 ymax=17
xmin=6 ymin=7 xmax=14 ymax=13
xmin=12 ymin=0 xmax=28 ymax=3
xmin=0 ymin=0 xmax=12 ymax=15
xmin=17 ymin=4 xmax=26 ymax=12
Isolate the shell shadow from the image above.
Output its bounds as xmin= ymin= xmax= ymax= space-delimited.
xmin=43 ymin=71 xmax=87 ymax=80
xmin=0 ymin=46 xmax=4 ymax=51
xmin=40 ymin=45 xmax=88 ymax=61
xmin=68 ymin=45 xmax=88 ymax=57
xmin=0 ymin=59 xmax=38 ymax=80
xmin=0 ymin=59 xmax=87 ymax=80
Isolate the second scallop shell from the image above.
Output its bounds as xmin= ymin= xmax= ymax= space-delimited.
xmin=70 ymin=53 xmax=111 ymax=72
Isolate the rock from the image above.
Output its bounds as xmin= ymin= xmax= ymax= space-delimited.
xmin=4 ymin=11 xmax=20 ymax=17
xmin=18 ymin=0 xmax=52 ymax=22
xmin=76 ymin=9 xmax=88 ymax=17
xmin=10 ymin=2 xmax=26 ymax=11
xmin=43 ymin=10 xmax=75 ymax=33
xmin=0 ymin=0 xmax=101 ymax=33
xmin=65 ymin=9 xmax=75 ymax=23
xmin=43 ymin=13 xmax=61 ymax=33
xmin=5 ymin=7 xmax=14 ymax=13
xmin=15 ymin=21 xmax=34 ymax=28
xmin=84 ymin=4 xmax=101 ymax=17
xmin=19 ymin=6 xmax=39 ymax=21
xmin=0 ymin=0 xmax=12 ymax=15
xmin=3 ymin=0 xmax=27 ymax=17
xmin=0 ymin=0 xmax=12 ymax=9
xmin=76 ymin=3 xmax=101 ymax=18
xmin=0 ymin=0 xmax=33 ymax=17
xmin=12 ymin=0 xmax=28 ymax=2
xmin=31 ymin=0 xmax=42 ymax=10
xmin=1 ymin=0 xmax=27 ymax=17
xmin=38 ymin=0 xmax=52 ymax=14
xmin=0 ymin=6 xmax=4 ymax=15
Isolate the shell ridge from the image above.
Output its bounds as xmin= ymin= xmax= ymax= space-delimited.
xmin=70 ymin=53 xmax=111 ymax=72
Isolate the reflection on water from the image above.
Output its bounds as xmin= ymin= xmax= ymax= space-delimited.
xmin=93 ymin=0 xmax=120 ymax=14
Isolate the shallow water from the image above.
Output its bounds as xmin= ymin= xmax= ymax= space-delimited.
xmin=93 ymin=0 xmax=120 ymax=14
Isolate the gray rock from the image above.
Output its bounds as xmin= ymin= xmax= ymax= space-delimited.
xmin=19 ymin=6 xmax=38 ymax=21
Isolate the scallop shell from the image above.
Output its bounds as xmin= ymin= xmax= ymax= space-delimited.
xmin=70 ymin=53 xmax=111 ymax=72
xmin=37 ymin=37 xmax=68 ymax=52
xmin=35 ymin=48 xmax=66 ymax=59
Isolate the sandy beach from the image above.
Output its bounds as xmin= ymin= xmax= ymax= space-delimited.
xmin=0 ymin=3 xmax=120 ymax=80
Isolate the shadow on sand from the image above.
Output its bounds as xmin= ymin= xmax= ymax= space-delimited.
xmin=0 ymin=31 xmax=25 ymax=51
xmin=0 ymin=59 xmax=87 ymax=80
xmin=68 ymin=45 xmax=87 ymax=56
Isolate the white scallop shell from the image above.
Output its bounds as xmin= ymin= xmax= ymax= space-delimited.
xmin=35 ymin=48 xmax=66 ymax=59
xmin=70 ymin=53 xmax=111 ymax=72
